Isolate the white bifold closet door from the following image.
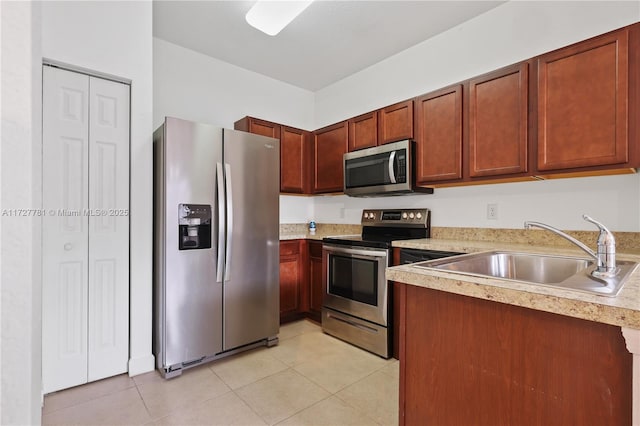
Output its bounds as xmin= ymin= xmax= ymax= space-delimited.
xmin=42 ymin=66 xmax=130 ymax=394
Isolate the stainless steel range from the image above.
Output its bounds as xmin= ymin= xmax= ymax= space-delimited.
xmin=321 ymin=208 xmax=431 ymax=358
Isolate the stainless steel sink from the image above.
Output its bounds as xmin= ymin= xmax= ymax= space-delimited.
xmin=413 ymin=251 xmax=638 ymax=296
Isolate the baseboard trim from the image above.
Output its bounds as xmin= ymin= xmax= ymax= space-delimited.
xmin=128 ymin=354 xmax=155 ymax=377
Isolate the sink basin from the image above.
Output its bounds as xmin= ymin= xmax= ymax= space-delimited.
xmin=418 ymin=251 xmax=592 ymax=284
xmin=413 ymin=251 xmax=638 ymax=296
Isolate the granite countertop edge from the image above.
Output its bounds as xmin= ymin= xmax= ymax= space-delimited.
xmin=388 ymin=238 xmax=640 ymax=330
xmin=280 ymin=232 xmax=340 ymax=241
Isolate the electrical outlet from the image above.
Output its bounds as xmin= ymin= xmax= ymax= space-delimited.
xmin=487 ymin=203 xmax=498 ymax=220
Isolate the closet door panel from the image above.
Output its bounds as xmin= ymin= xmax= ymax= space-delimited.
xmin=42 ymin=66 xmax=90 ymax=393
xmin=87 ymin=77 xmax=130 ymax=381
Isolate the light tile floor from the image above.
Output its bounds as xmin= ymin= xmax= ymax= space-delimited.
xmin=42 ymin=320 xmax=399 ymax=425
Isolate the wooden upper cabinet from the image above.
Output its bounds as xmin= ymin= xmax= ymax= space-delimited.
xmin=235 ymin=116 xmax=310 ymax=194
xmin=281 ymin=126 xmax=311 ymax=194
xmin=379 ymin=100 xmax=414 ymax=144
xmin=313 ymin=121 xmax=348 ymax=193
xmin=468 ymin=63 xmax=529 ymax=178
xmin=348 ymin=111 xmax=378 ymax=151
xmin=537 ymin=27 xmax=631 ymax=172
xmin=235 ymin=116 xmax=281 ymax=139
xmin=414 ymin=85 xmax=463 ymax=184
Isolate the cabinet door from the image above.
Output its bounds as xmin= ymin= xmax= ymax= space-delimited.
xmin=246 ymin=117 xmax=281 ymax=139
xmin=279 ymin=241 xmax=301 ymax=318
xmin=537 ymin=28 xmax=629 ymax=171
xmin=468 ymin=63 xmax=529 ymax=178
xmin=348 ymin=111 xmax=378 ymax=151
xmin=308 ymin=242 xmax=324 ymax=316
xmin=281 ymin=126 xmax=310 ymax=193
xmin=415 ymin=85 xmax=463 ymax=184
xmin=379 ymin=100 xmax=414 ymax=144
xmin=313 ymin=121 xmax=348 ymax=193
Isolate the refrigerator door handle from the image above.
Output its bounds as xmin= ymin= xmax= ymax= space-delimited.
xmin=216 ymin=162 xmax=225 ymax=283
xmin=224 ymin=163 xmax=233 ymax=281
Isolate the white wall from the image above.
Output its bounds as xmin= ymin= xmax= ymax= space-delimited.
xmin=1 ymin=2 xmax=42 ymax=424
xmin=41 ymin=1 xmax=154 ymax=376
xmin=314 ymin=1 xmax=640 ymax=231
xmin=154 ymin=37 xmax=315 ymax=131
xmin=154 ymin=38 xmax=316 ymax=223
xmin=314 ymin=174 xmax=640 ymax=231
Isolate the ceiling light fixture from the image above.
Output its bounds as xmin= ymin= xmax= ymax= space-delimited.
xmin=245 ymin=1 xmax=314 ymax=36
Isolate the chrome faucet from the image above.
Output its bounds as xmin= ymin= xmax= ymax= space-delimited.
xmin=524 ymin=215 xmax=617 ymax=278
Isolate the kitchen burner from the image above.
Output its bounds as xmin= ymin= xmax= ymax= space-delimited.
xmin=321 ymin=208 xmax=431 ymax=358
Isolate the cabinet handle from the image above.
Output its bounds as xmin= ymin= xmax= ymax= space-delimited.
xmin=63 ymin=243 xmax=72 ymax=251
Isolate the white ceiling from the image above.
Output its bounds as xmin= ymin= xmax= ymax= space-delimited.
xmin=153 ymin=1 xmax=505 ymax=91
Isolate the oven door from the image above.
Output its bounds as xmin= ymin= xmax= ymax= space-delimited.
xmin=322 ymin=243 xmax=390 ymax=326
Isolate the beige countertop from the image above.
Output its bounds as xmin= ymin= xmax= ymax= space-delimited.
xmin=279 ymin=223 xmax=361 ymax=241
xmin=277 ymin=223 xmax=640 ymax=328
xmin=387 ymin=238 xmax=640 ymax=330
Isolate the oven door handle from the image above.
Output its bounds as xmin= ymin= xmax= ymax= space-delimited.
xmin=323 ymin=245 xmax=388 ymax=258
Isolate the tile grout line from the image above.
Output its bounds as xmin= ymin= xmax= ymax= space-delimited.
xmin=272 ymin=393 xmax=335 ymax=426
xmin=229 ymin=387 xmax=269 ymax=426
xmin=41 ymin=375 xmax=137 ymax=416
xmin=132 ymin=378 xmax=154 ymax=422
xmin=41 ymin=322 xmax=396 ymax=425
xmin=331 ymin=367 xmax=397 ymax=426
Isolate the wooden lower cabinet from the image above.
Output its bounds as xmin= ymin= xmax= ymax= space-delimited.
xmin=398 ymin=284 xmax=632 ymax=425
xmin=279 ymin=240 xmax=304 ymax=323
xmin=392 ymin=248 xmax=402 ymax=360
xmin=279 ymin=239 xmax=324 ymax=324
xmin=308 ymin=241 xmax=324 ymax=321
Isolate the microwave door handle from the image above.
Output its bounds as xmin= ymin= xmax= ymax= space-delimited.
xmin=388 ymin=151 xmax=397 ymax=184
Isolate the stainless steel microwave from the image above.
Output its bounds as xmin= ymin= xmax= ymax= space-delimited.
xmin=343 ymin=140 xmax=434 ymax=197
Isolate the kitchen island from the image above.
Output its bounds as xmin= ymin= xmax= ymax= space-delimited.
xmin=387 ymin=238 xmax=640 ymax=426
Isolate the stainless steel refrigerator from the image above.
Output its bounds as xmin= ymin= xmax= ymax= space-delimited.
xmin=153 ymin=116 xmax=280 ymax=378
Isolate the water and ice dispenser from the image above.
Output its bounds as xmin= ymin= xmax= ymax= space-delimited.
xmin=178 ymin=203 xmax=212 ymax=250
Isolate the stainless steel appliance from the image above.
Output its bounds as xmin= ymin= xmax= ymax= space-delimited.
xmin=322 ymin=208 xmax=431 ymax=358
xmin=343 ymin=140 xmax=434 ymax=197
xmin=153 ymin=117 xmax=280 ymax=378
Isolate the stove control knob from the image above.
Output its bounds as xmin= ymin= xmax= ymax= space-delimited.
xmin=365 ymin=212 xmax=372 ymax=219
xmin=402 ymin=212 xmax=408 ymax=219
xmin=409 ymin=212 xmax=415 ymax=219
xmin=416 ymin=212 xmax=423 ymax=219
